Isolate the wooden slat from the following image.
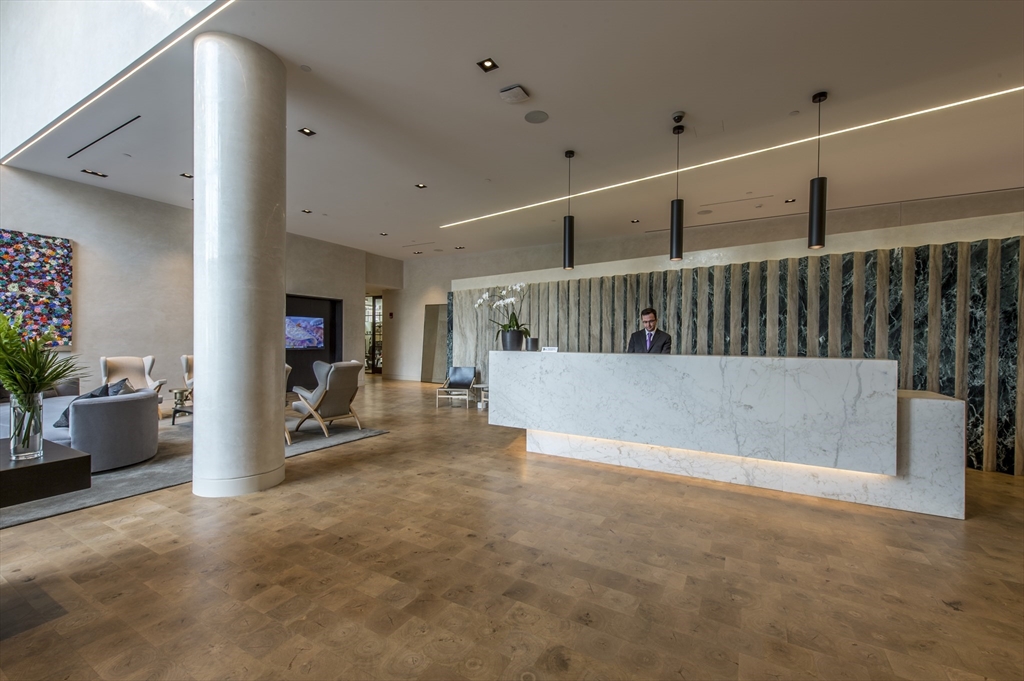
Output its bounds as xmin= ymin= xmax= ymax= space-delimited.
xmin=748 ymin=263 xmax=761 ymax=356
xmin=806 ymin=256 xmax=820 ymax=358
xmin=651 ymin=270 xmax=664 ymax=329
xmin=876 ymin=249 xmax=890 ymax=360
xmin=786 ymin=258 xmax=799 ymax=357
xmin=568 ymin=279 xmax=580 ymax=352
xmin=927 ymin=244 xmax=942 ymax=392
xmin=696 ymin=267 xmax=709 ymax=355
xmin=713 ymin=265 xmax=726 ymax=355
xmin=680 ymin=269 xmax=694 ymax=355
xmin=626 ymin=275 xmax=638 ymax=346
xmin=730 ymin=263 xmax=743 ymax=356
xmin=829 ymin=254 xmax=843 ymax=358
xmin=601 ymin=277 xmax=613 ymax=353
xmin=576 ymin=277 xmax=589 ymax=352
xmin=536 ymin=282 xmax=549 ymax=348
xmin=590 ymin=277 xmax=602 ymax=353
xmin=557 ymin=280 xmax=569 ymax=351
xmin=666 ymin=270 xmax=680 ymax=355
xmin=983 ymin=240 xmax=1001 ymax=472
xmin=639 ymin=271 xmax=651 ymax=310
xmin=955 ymin=243 xmax=969 ymax=400
xmin=852 ymin=252 xmax=865 ymax=359
xmin=765 ymin=261 xmax=779 ymax=356
xmin=900 ymin=247 xmax=915 ymax=388
xmin=1018 ymin=238 xmax=1023 ymax=475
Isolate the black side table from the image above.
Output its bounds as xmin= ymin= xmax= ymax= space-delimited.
xmin=0 ymin=439 xmax=91 ymax=508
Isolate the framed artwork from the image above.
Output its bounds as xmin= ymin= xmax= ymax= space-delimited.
xmin=0 ymin=229 xmax=73 ymax=345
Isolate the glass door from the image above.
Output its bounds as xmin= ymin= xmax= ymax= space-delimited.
xmin=365 ymin=296 xmax=383 ymax=374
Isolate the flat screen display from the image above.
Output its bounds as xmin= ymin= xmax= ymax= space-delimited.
xmin=285 ymin=316 xmax=324 ymax=349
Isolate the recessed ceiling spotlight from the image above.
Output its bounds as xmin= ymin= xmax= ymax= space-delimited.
xmin=301 ymin=209 xmax=312 ymax=213
xmin=525 ymin=110 xmax=549 ymax=124
xmin=297 ymin=127 xmax=316 ymax=137
xmin=785 ymin=198 xmax=796 ymax=203
xmin=755 ymin=204 xmax=763 ymax=209
xmin=476 ymin=58 xmax=499 ymax=73
xmin=180 ymin=172 xmax=193 ymax=179
xmin=454 ymin=246 xmax=465 ymax=249
xmin=380 ymin=232 xmax=388 ymax=236
xmin=697 ymin=209 xmax=712 ymax=215
xmin=414 ymin=183 xmax=427 ymax=189
xmin=413 ymin=251 xmax=423 ymax=254
xmin=630 ymin=219 xmax=640 ymax=224
xmin=789 ymin=110 xmax=801 ymax=116
xmin=299 ymin=64 xmax=312 ymax=72
xmin=81 ymin=169 xmax=108 ymax=177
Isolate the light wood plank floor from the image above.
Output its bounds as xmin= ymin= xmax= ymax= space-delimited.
xmin=1 ymin=378 xmax=1022 ymax=681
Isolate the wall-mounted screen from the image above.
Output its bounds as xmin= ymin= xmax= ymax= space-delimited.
xmin=285 ymin=316 xmax=324 ymax=349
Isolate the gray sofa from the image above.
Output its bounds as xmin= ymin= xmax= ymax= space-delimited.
xmin=1 ymin=389 xmax=159 ymax=472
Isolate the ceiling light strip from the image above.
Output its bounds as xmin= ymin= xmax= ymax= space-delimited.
xmin=0 ymin=0 xmax=238 ymax=166
xmin=440 ymin=85 xmax=1024 ymax=229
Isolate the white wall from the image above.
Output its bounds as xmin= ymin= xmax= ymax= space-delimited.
xmin=385 ymin=188 xmax=1024 ymax=382
xmin=1 ymin=166 xmax=401 ymax=392
xmin=0 ymin=0 xmax=216 ymax=158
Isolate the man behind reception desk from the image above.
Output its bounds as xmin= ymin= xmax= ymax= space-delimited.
xmin=626 ymin=308 xmax=672 ymax=354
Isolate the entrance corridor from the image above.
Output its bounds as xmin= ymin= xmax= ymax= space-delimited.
xmin=1 ymin=378 xmax=1022 ymax=680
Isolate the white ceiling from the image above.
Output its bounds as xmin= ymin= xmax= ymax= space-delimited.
xmin=9 ymin=0 xmax=1024 ymax=260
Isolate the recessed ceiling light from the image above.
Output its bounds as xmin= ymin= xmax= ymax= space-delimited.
xmin=414 ymin=183 xmax=427 ymax=189
xmin=81 ymin=169 xmax=107 ymax=177
xmin=785 ymin=198 xmax=796 ymax=203
xmin=755 ymin=204 xmax=763 ymax=209
xmin=301 ymin=209 xmax=312 ymax=214
xmin=454 ymin=246 xmax=465 ymax=249
xmin=697 ymin=209 xmax=713 ymax=215
xmin=630 ymin=219 xmax=640 ymax=224
xmin=476 ymin=58 xmax=499 ymax=73
xmin=789 ymin=110 xmax=801 ymax=116
xmin=380 ymin=232 xmax=388 ymax=236
xmin=180 ymin=172 xmax=193 ymax=179
xmin=525 ymin=110 xmax=549 ymax=124
xmin=298 ymin=127 xmax=316 ymax=137
xmin=413 ymin=251 xmax=423 ymax=254
xmin=299 ymin=65 xmax=312 ymax=72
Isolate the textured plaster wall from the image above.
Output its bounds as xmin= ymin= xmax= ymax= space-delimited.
xmin=0 ymin=0 xmax=216 ymax=158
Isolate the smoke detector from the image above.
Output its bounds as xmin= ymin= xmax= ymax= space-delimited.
xmin=499 ymin=84 xmax=530 ymax=103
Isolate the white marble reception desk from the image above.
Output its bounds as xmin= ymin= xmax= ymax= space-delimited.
xmin=489 ymin=352 xmax=965 ymax=519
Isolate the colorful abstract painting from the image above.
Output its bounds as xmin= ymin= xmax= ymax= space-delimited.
xmin=0 ymin=229 xmax=73 ymax=345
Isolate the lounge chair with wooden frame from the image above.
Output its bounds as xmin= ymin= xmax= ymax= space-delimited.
xmin=291 ymin=361 xmax=363 ymax=437
xmin=436 ymin=366 xmax=476 ymax=408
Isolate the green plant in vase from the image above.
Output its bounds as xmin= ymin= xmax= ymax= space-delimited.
xmin=475 ymin=283 xmax=531 ymax=350
xmin=0 ymin=313 xmax=84 ymax=459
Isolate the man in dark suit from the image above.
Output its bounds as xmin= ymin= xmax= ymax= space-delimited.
xmin=627 ymin=308 xmax=672 ymax=354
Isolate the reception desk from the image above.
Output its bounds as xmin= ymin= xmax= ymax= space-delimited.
xmin=489 ymin=352 xmax=965 ymax=519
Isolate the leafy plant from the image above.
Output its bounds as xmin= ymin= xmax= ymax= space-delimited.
xmin=1 ymin=313 xmax=85 ymax=450
xmin=475 ymin=283 xmax=531 ymax=339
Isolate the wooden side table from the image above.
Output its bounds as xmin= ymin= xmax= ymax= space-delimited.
xmin=0 ymin=439 xmax=91 ymax=508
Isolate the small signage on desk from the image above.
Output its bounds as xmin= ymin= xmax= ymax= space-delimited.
xmin=541 ymin=347 xmax=558 ymax=352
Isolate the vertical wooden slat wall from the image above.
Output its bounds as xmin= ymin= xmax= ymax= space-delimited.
xmin=453 ymin=235 xmax=1019 ymax=473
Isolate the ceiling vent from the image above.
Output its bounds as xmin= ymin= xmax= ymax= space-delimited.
xmin=499 ymin=84 xmax=530 ymax=104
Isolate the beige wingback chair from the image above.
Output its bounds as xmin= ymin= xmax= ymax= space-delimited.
xmin=291 ymin=361 xmax=362 ymax=437
xmin=181 ymin=355 xmax=194 ymax=397
xmin=284 ymin=363 xmax=293 ymax=445
xmin=101 ymin=356 xmax=167 ymax=416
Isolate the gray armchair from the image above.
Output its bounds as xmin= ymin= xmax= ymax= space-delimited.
xmin=291 ymin=361 xmax=363 ymax=437
xmin=437 ymin=366 xmax=476 ymax=408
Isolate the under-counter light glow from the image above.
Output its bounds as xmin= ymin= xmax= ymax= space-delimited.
xmin=439 ymin=85 xmax=1024 ymax=229
xmin=1 ymin=0 xmax=238 ymax=165
xmin=81 ymin=169 xmax=108 ymax=177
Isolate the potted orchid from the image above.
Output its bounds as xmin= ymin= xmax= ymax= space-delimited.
xmin=475 ymin=283 xmax=531 ymax=351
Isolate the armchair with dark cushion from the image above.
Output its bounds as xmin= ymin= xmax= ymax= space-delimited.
xmin=291 ymin=361 xmax=363 ymax=437
xmin=436 ymin=366 xmax=476 ymax=408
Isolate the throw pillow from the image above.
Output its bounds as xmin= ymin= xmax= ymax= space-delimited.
xmin=108 ymin=378 xmax=136 ymax=396
xmin=53 ymin=384 xmax=109 ymax=428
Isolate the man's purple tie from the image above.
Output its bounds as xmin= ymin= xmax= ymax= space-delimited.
xmin=647 ymin=332 xmax=652 ymax=350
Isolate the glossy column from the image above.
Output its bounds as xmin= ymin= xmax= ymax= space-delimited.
xmin=193 ymin=32 xmax=286 ymax=497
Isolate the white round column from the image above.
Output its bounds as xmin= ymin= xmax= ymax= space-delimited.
xmin=192 ymin=32 xmax=286 ymax=497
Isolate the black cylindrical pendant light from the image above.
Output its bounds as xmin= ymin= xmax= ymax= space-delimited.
xmin=808 ymin=91 xmax=828 ymax=250
xmin=670 ymin=117 xmax=685 ymax=261
xmin=563 ymin=150 xmax=575 ymax=270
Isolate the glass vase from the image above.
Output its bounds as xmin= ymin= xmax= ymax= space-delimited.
xmin=10 ymin=392 xmax=44 ymax=461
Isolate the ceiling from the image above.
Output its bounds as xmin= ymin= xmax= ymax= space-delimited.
xmin=8 ymin=0 xmax=1024 ymax=260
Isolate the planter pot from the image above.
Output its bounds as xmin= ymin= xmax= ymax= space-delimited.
xmin=500 ymin=330 xmax=525 ymax=351
xmin=525 ymin=338 xmax=541 ymax=351
xmin=10 ymin=392 xmax=44 ymax=461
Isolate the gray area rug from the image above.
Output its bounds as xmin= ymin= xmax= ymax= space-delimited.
xmin=0 ymin=417 xmax=386 ymax=529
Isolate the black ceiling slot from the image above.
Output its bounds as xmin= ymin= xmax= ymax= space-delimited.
xmin=67 ymin=115 xmax=141 ymax=159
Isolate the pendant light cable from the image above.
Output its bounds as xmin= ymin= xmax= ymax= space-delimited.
xmin=817 ymin=98 xmax=822 ymax=177
xmin=676 ymin=132 xmax=680 ymax=199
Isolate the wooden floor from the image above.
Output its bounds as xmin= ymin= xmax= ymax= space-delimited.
xmin=1 ymin=378 xmax=1022 ymax=681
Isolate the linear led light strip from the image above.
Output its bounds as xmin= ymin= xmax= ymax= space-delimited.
xmin=0 ymin=0 xmax=238 ymax=166
xmin=440 ymin=85 xmax=1024 ymax=229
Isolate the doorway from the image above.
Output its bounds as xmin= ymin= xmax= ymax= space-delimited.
xmin=365 ymin=296 xmax=383 ymax=374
